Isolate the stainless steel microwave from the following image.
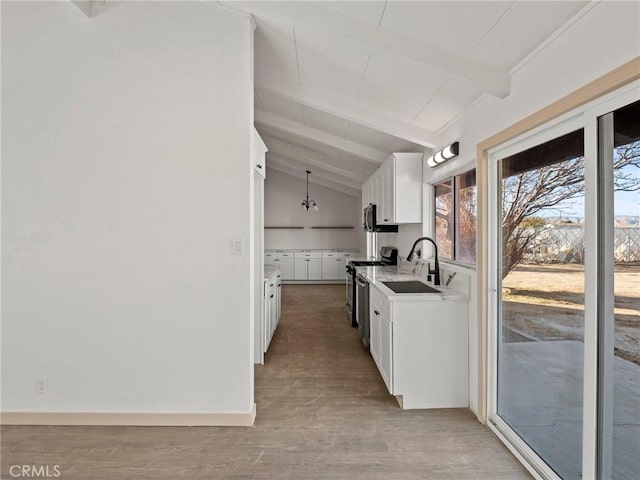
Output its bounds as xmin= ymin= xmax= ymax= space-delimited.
xmin=363 ymin=204 xmax=398 ymax=233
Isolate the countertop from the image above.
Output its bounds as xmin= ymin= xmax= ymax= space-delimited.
xmin=265 ymin=249 xmax=359 ymax=253
xmin=355 ymin=265 xmax=468 ymax=302
xmin=264 ymin=266 xmax=280 ymax=280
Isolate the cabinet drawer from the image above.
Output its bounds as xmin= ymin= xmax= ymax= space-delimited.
xmin=370 ymin=285 xmax=390 ymax=319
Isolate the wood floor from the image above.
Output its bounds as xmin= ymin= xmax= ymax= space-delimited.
xmin=1 ymin=285 xmax=531 ymax=479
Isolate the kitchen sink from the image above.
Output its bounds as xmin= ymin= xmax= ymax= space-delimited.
xmin=382 ymin=281 xmax=440 ymax=294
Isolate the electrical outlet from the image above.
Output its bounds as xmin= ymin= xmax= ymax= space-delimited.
xmin=37 ymin=378 xmax=48 ymax=394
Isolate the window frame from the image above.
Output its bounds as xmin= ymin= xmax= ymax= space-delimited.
xmin=432 ymin=167 xmax=477 ymax=266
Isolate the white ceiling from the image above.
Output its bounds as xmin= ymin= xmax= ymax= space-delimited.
xmin=224 ymin=1 xmax=589 ymax=196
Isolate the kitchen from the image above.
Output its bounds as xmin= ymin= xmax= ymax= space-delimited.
xmin=259 ymin=136 xmax=475 ymax=406
xmin=248 ymin=2 xmax=639 ymax=478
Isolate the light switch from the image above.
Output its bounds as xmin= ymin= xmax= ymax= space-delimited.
xmin=231 ymin=237 xmax=245 ymax=256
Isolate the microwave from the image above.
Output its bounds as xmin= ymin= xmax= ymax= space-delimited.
xmin=363 ymin=204 xmax=398 ymax=233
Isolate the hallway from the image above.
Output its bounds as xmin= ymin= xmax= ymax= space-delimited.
xmin=1 ymin=285 xmax=531 ymax=479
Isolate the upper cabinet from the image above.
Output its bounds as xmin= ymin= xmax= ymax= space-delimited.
xmin=253 ymin=127 xmax=267 ymax=178
xmin=362 ymin=153 xmax=423 ymax=224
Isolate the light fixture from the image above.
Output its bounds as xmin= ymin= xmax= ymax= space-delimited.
xmin=301 ymin=170 xmax=318 ymax=211
xmin=427 ymin=141 xmax=459 ymax=168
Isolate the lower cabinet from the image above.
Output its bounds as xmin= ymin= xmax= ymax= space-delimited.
xmin=269 ymin=250 xmax=359 ymax=281
xmin=263 ymin=269 xmax=282 ymax=356
xmin=370 ymin=285 xmax=392 ymax=392
xmin=321 ymin=253 xmax=340 ymax=280
xmin=278 ymin=259 xmax=293 ymax=280
xmin=369 ymin=283 xmax=469 ymax=409
xmin=294 ymin=253 xmax=322 ymax=280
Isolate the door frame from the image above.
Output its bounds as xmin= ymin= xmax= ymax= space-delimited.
xmin=475 ymin=58 xmax=640 ymax=479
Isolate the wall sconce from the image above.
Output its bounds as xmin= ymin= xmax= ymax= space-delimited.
xmin=426 ymin=142 xmax=459 ymax=168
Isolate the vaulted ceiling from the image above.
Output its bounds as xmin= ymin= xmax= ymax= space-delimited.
xmin=229 ymin=1 xmax=589 ymax=196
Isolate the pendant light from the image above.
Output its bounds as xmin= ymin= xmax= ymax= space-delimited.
xmin=301 ymin=170 xmax=318 ymax=211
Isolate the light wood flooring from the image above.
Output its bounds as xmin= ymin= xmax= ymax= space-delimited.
xmin=1 ymin=284 xmax=531 ymax=479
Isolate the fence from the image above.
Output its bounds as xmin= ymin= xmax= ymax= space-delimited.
xmin=521 ymin=225 xmax=640 ymax=264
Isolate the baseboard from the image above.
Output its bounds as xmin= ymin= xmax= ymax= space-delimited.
xmin=1 ymin=403 xmax=256 ymax=427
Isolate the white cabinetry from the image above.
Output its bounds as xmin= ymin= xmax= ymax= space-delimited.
xmin=362 ymin=153 xmax=422 ymax=224
xmin=270 ymin=250 xmax=358 ymax=281
xmin=263 ymin=272 xmax=276 ymax=352
xmin=265 ymin=252 xmax=293 ymax=280
xmin=370 ymin=284 xmax=392 ymax=392
xmin=294 ymin=252 xmax=322 ymax=280
xmin=253 ymin=127 xmax=267 ymax=178
xmin=369 ymin=283 xmax=468 ymax=409
xmin=262 ymin=267 xmax=282 ymax=358
xmin=321 ymin=252 xmax=340 ymax=280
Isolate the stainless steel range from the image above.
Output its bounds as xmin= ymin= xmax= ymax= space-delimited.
xmin=345 ymin=246 xmax=398 ymax=340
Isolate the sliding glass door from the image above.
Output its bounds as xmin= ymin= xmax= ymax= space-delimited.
xmin=489 ymin=91 xmax=639 ymax=480
xmin=598 ymin=100 xmax=640 ymax=479
xmin=496 ymin=128 xmax=586 ymax=479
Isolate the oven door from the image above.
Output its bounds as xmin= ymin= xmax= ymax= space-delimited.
xmin=355 ymin=273 xmax=370 ymax=347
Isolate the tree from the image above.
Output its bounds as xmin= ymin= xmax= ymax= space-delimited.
xmin=501 ymin=141 xmax=640 ymax=279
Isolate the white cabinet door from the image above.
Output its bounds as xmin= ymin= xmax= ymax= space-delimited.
xmin=379 ymin=160 xmax=394 ymax=224
xmin=275 ymin=274 xmax=282 ymax=324
xmin=393 ymin=153 xmax=422 ymax=223
xmin=370 ymin=284 xmax=392 ymax=393
xmin=279 ymin=259 xmax=293 ymax=280
xmin=362 ymin=177 xmax=373 ymax=210
xmin=253 ymin=127 xmax=267 ymax=178
xmin=265 ymin=252 xmax=276 ymax=268
xmin=370 ymin=297 xmax=381 ymax=367
xmin=294 ymin=259 xmax=307 ymax=280
xmin=308 ymin=258 xmax=322 ymax=280
xmin=270 ymin=284 xmax=277 ymax=337
xmin=263 ymin=280 xmax=275 ymax=352
xmin=380 ymin=311 xmax=393 ymax=393
xmin=321 ymin=253 xmax=340 ymax=279
xmin=372 ymin=171 xmax=382 ymax=211
xmin=336 ymin=258 xmax=346 ymax=280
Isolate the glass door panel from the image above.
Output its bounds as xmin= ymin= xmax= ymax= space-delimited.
xmin=497 ymin=129 xmax=585 ymax=479
xmin=600 ymin=99 xmax=640 ymax=479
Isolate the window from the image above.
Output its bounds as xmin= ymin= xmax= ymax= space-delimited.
xmin=434 ymin=180 xmax=453 ymax=259
xmin=434 ymin=169 xmax=476 ymax=264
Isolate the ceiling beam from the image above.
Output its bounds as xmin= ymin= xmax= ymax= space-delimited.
xmin=255 ymin=110 xmax=388 ymax=164
xmin=71 ymin=1 xmax=93 ymax=17
xmin=262 ymin=135 xmax=370 ymax=182
xmin=235 ymin=1 xmax=510 ymax=98
xmin=70 ymin=0 xmax=104 ymax=18
xmin=268 ymin=161 xmax=361 ymax=198
xmin=256 ymin=81 xmax=438 ymax=148
xmin=268 ymin=154 xmax=363 ymax=191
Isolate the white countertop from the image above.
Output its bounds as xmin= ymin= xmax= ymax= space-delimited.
xmin=355 ymin=265 xmax=468 ymax=302
xmin=265 ymin=248 xmax=359 ymax=253
xmin=264 ymin=266 xmax=280 ymax=280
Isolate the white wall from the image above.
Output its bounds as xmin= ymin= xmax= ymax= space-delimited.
xmin=2 ymin=2 xmax=255 ymax=415
xmin=423 ymin=1 xmax=640 ymax=415
xmin=264 ymin=168 xmax=363 ymax=251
